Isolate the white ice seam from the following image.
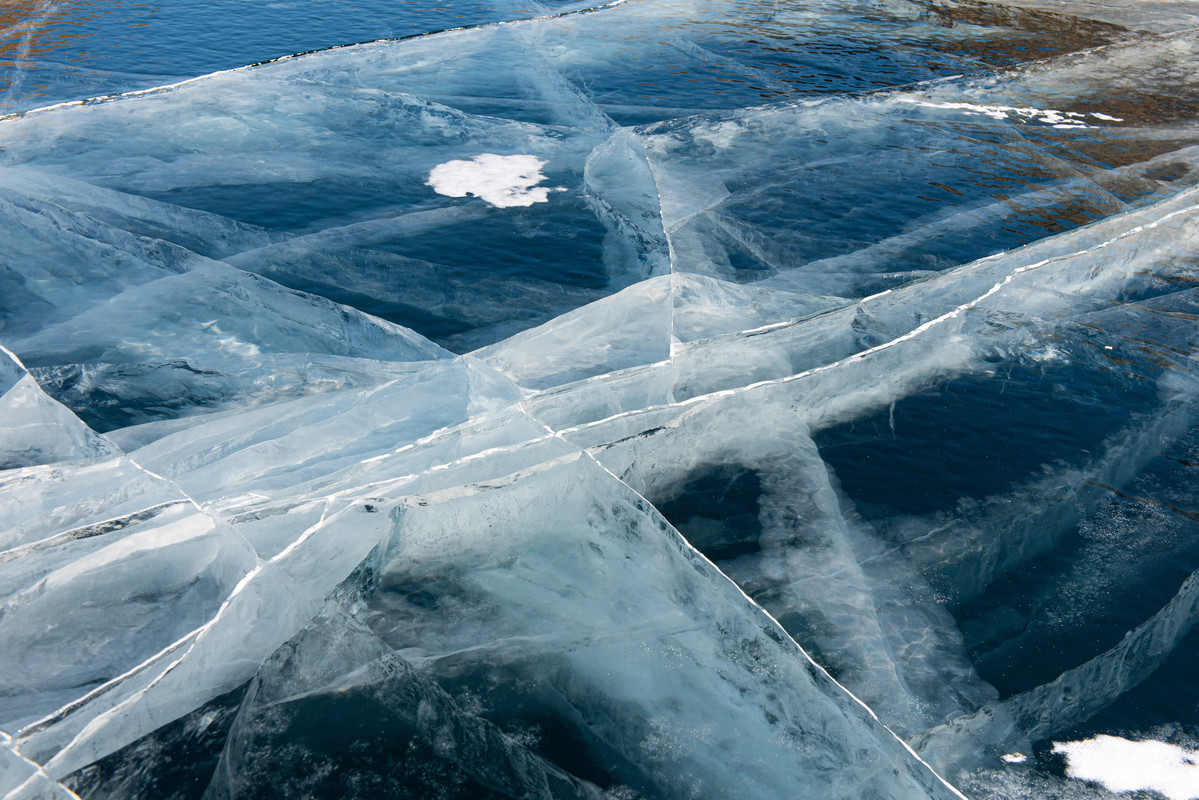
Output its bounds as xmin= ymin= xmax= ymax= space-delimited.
xmin=550 ymin=197 xmax=1199 ymax=436
xmin=897 ymin=98 xmax=1124 ymax=126
xmin=0 ymin=0 xmax=631 ymax=121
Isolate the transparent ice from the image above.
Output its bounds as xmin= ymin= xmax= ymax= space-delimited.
xmin=2 ymin=0 xmax=1199 ymax=797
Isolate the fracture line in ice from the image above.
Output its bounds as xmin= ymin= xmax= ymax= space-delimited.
xmin=0 ymin=500 xmax=191 ymax=560
xmin=629 ymin=455 xmax=970 ymax=800
xmin=323 ymin=408 xmax=569 ymax=503
xmin=763 ymin=143 xmax=1199 ymax=300
xmin=0 ymin=0 xmax=633 ymax=122
xmin=0 ymin=731 xmax=80 ymax=800
xmin=512 ymin=25 xmax=622 ymax=130
xmin=524 ymin=414 xmax=972 ymax=798
xmin=534 ymin=191 xmax=1199 ymax=438
xmin=11 ymin=404 xmax=571 ymax=774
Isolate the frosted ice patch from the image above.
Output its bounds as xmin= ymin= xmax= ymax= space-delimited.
xmin=1001 ymin=753 xmax=1027 ymax=764
xmin=1030 ymin=345 xmax=1067 ymax=363
xmin=691 ymin=120 xmax=743 ymax=149
xmin=1053 ymin=735 xmax=1199 ymax=800
xmin=427 ymin=154 xmax=562 ymax=208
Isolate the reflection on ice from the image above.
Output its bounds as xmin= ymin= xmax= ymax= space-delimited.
xmin=2 ymin=0 xmax=1198 ymax=797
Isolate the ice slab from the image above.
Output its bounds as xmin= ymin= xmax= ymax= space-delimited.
xmin=0 ymin=348 xmax=119 ymax=470
xmin=643 ymin=96 xmax=1197 ymax=294
xmin=526 ymin=0 xmax=1121 ymax=124
xmin=0 ymin=501 xmax=256 ymax=731
xmin=207 ymin=609 xmax=613 ymax=800
xmin=587 ymin=391 xmax=997 ymax=738
xmin=0 ymin=29 xmax=662 ymax=352
xmin=0 ymin=0 xmax=606 ymax=114
xmin=917 ymin=557 xmax=1199 ymax=776
xmin=473 ymin=274 xmax=673 ymax=388
xmin=522 ymin=177 xmax=1199 ymax=434
xmin=0 ymin=182 xmax=449 ymax=429
xmin=346 ymin=452 xmax=965 ymax=799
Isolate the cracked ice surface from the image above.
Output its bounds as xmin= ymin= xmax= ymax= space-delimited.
xmin=2 ymin=0 xmax=1199 ymax=797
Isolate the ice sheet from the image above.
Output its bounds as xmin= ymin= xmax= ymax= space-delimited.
xmin=2 ymin=0 xmax=1199 ymax=796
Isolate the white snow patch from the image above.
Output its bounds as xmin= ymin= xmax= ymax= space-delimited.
xmin=427 ymin=154 xmax=562 ymax=208
xmin=1001 ymin=753 xmax=1027 ymax=764
xmin=1053 ymin=735 xmax=1199 ymax=800
xmin=897 ymin=99 xmax=1114 ymax=128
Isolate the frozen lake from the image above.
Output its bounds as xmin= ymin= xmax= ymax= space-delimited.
xmin=2 ymin=0 xmax=1199 ymax=798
